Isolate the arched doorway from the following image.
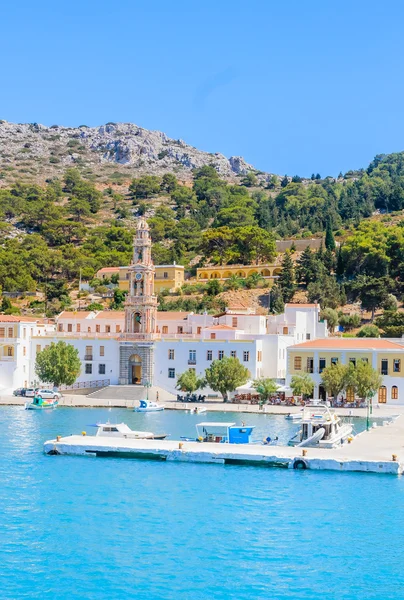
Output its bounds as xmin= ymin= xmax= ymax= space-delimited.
xmin=129 ymin=354 xmax=142 ymax=384
xmin=378 ymin=386 xmax=387 ymax=404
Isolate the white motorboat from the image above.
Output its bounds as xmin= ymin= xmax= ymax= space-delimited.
xmin=92 ymin=422 xmax=167 ymax=440
xmin=189 ymin=406 xmax=207 ymax=414
xmin=285 ymin=412 xmax=302 ymax=421
xmin=135 ymin=399 xmax=164 ymax=412
xmin=288 ymin=403 xmax=353 ymax=448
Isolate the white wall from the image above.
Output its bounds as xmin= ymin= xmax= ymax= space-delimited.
xmin=154 ymin=338 xmax=259 ymax=396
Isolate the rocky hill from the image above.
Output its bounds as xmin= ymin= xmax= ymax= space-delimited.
xmin=0 ymin=120 xmax=260 ymax=187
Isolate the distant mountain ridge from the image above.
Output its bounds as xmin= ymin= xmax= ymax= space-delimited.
xmin=0 ymin=120 xmax=262 ymax=185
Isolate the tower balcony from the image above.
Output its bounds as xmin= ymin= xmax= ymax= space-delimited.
xmin=119 ymin=333 xmax=159 ymax=342
xmin=124 ymin=295 xmax=158 ymax=306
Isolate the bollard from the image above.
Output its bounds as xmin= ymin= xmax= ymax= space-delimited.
xmin=56 ymin=435 xmax=61 ymax=442
xmin=302 ymin=449 xmax=307 ymax=457
xmin=392 ymin=454 xmax=398 ymax=462
xmin=179 ymin=442 xmax=183 ymax=449
xmin=82 ymin=431 xmax=86 ymax=436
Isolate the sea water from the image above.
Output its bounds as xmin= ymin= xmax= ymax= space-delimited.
xmin=1 ymin=407 xmax=403 ymax=600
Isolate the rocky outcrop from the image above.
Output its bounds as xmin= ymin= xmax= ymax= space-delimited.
xmin=0 ymin=120 xmax=264 ymax=184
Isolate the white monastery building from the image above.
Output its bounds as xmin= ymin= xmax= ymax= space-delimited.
xmin=6 ymin=218 xmax=402 ymax=403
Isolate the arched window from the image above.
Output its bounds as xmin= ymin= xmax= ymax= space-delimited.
xmin=392 ymin=386 xmax=398 ymax=400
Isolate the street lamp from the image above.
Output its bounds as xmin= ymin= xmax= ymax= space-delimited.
xmin=366 ymin=397 xmax=373 ymax=431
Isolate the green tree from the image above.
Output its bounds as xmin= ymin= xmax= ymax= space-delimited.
xmin=252 ymin=378 xmax=279 ymax=402
xmin=278 ymin=251 xmax=296 ymax=302
xmin=161 ymin=173 xmax=178 ymax=193
xmin=204 ymin=356 xmax=249 ymax=401
xmin=129 ymin=175 xmax=161 ymax=199
xmin=320 ymin=363 xmax=350 ymax=402
xmin=176 ymin=369 xmax=206 ymax=393
xmin=68 ymin=197 xmax=91 ymax=221
xmin=110 ymin=288 xmax=127 ymax=309
xmin=0 ymin=296 xmax=12 ymax=312
xmin=269 ymin=284 xmax=284 ymax=314
xmin=320 ymin=308 xmax=339 ymax=332
xmin=325 ymin=221 xmax=336 ymax=250
xmin=290 ymin=373 xmax=314 ymax=398
xmin=35 ymin=341 xmax=81 ymax=387
xmin=206 ymin=279 xmax=222 ymax=296
xmin=375 ymin=310 xmax=404 ymax=337
xmin=357 ymin=324 xmax=380 ymax=337
xmin=351 ymin=276 xmax=389 ymax=320
xmin=339 ymin=313 xmax=361 ymax=331
xmin=354 ymin=360 xmax=382 ymax=402
xmin=240 ymin=172 xmax=258 ymax=187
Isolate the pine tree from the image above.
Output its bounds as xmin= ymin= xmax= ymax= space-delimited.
xmin=269 ymin=284 xmax=284 ymax=314
xmin=325 ymin=221 xmax=336 ymax=250
xmin=296 ymin=246 xmax=317 ymax=285
xmin=336 ymin=245 xmax=345 ymax=279
xmin=278 ymin=251 xmax=296 ymax=302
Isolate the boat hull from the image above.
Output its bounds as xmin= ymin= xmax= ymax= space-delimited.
xmin=135 ymin=407 xmax=164 ymax=412
xmin=26 ymin=401 xmax=58 ymax=410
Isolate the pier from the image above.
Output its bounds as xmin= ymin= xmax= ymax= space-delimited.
xmin=44 ymin=416 xmax=404 ymax=475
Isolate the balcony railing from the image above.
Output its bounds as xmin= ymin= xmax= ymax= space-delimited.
xmin=84 ymin=354 xmax=93 ymax=361
xmin=188 ymin=359 xmax=196 ymax=365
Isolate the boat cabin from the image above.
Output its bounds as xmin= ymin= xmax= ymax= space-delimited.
xmin=95 ymin=423 xmax=155 ymax=439
xmin=195 ymin=422 xmax=255 ymax=444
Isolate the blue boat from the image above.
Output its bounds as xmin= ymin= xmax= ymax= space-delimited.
xmin=192 ymin=422 xmax=255 ymax=444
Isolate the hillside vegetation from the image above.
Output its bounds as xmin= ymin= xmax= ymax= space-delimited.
xmin=0 ymin=142 xmax=404 ymax=334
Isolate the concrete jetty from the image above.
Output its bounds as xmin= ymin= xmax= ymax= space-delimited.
xmin=43 ymin=416 xmax=404 ymax=475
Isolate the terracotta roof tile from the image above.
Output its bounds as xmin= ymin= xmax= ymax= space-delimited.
xmin=157 ymin=312 xmax=190 ymax=320
xmin=205 ymin=324 xmax=235 ymax=330
xmin=0 ymin=315 xmax=21 ymax=322
xmin=285 ymin=303 xmax=319 ymax=308
xmin=291 ymin=338 xmax=403 ymax=350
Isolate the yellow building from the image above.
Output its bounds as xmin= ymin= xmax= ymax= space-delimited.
xmin=96 ymin=264 xmax=184 ymax=294
xmin=286 ymin=338 xmax=404 ymax=404
xmin=196 ymin=263 xmax=281 ymax=284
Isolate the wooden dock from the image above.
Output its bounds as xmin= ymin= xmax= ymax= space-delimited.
xmin=43 ymin=416 xmax=404 ymax=475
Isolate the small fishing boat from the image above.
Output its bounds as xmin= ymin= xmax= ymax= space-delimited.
xmin=26 ymin=396 xmax=58 ymax=410
xmin=189 ymin=406 xmax=207 ymax=414
xmin=288 ymin=403 xmax=353 ymax=448
xmin=285 ymin=412 xmax=302 ymax=421
xmin=135 ymin=399 xmax=164 ymax=412
xmin=92 ymin=422 xmax=167 ymax=440
xmin=181 ymin=422 xmax=255 ymax=444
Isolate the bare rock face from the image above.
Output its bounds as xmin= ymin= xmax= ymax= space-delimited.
xmin=0 ymin=120 xmax=262 ymax=184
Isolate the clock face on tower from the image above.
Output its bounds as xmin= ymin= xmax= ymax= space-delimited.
xmin=135 ymin=272 xmax=143 ymax=281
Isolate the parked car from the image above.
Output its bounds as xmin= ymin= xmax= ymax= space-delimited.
xmin=24 ymin=388 xmax=37 ymax=398
xmin=13 ymin=388 xmax=27 ymax=397
xmin=35 ymin=389 xmax=61 ymax=400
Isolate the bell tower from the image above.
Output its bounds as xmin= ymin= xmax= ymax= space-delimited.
xmin=119 ymin=218 xmax=157 ymax=385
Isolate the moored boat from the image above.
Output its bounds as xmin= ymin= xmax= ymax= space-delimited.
xmin=26 ymin=396 xmax=58 ymax=410
xmin=135 ymin=399 xmax=164 ymax=412
xmin=181 ymin=422 xmax=255 ymax=444
xmin=288 ymin=403 xmax=353 ymax=448
xmin=92 ymin=421 xmax=167 ymax=440
xmin=285 ymin=412 xmax=302 ymax=421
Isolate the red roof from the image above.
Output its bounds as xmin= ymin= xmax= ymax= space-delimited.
xmin=0 ymin=315 xmax=21 ymax=322
xmin=205 ymin=324 xmax=235 ymax=330
xmin=285 ymin=303 xmax=319 ymax=308
xmin=291 ymin=338 xmax=403 ymax=350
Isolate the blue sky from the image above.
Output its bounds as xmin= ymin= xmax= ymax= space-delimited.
xmin=2 ymin=0 xmax=404 ymax=176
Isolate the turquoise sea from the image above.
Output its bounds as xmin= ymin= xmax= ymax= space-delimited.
xmin=1 ymin=407 xmax=403 ymax=600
